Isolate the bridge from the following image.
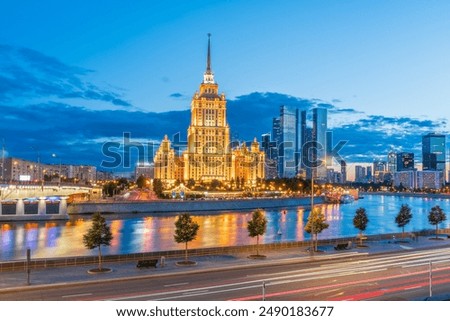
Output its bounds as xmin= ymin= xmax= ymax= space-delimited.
xmin=0 ymin=184 xmax=97 ymax=221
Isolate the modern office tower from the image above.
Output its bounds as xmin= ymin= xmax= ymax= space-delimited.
xmin=422 ymin=133 xmax=446 ymax=180
xmin=373 ymin=160 xmax=387 ymax=183
xmin=272 ymin=106 xmax=307 ymax=178
xmin=261 ymin=133 xmax=271 ymax=156
xmin=326 ymin=168 xmax=338 ymax=183
xmin=366 ymin=166 xmax=372 ymax=182
xmin=396 ymin=152 xmax=414 ymax=172
xmin=340 ymin=160 xmax=347 ymax=183
xmin=355 ymin=165 xmax=366 ymax=183
xmin=388 ymin=151 xmax=397 ymax=173
xmin=271 ymin=117 xmax=281 ymax=170
xmin=304 ymin=127 xmax=313 ymax=179
xmin=154 ymin=35 xmax=265 ymax=186
xmin=297 ymin=109 xmax=307 ymax=172
xmin=312 ymin=107 xmax=327 ymax=180
xmin=326 ymin=130 xmax=333 ymax=166
xmin=272 ymin=117 xmax=281 ymax=149
xmin=278 ymin=106 xmax=297 ymax=178
xmin=261 ymin=133 xmax=277 ymax=179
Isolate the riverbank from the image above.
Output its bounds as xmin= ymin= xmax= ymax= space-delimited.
xmin=362 ymin=191 xmax=450 ymax=199
xmin=67 ymin=196 xmax=324 ymax=215
xmin=1 ymin=228 xmax=448 ymax=272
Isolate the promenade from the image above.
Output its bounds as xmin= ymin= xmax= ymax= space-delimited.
xmin=1 ymin=235 xmax=449 ymax=294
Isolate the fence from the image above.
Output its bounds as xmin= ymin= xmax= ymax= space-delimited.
xmin=0 ymin=229 xmax=447 ymax=272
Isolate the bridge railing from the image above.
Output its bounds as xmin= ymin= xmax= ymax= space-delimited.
xmin=0 ymin=229 xmax=444 ymax=272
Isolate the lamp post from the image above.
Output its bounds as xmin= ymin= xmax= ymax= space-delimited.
xmin=52 ymin=154 xmax=62 ymax=188
xmin=310 ymin=173 xmax=315 ymax=256
xmin=30 ymin=147 xmax=41 ymax=186
xmin=1 ymin=139 xmax=5 ymax=183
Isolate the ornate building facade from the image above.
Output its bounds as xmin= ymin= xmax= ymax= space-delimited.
xmin=154 ymin=35 xmax=265 ymax=186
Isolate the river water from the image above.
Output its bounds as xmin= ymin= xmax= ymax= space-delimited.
xmin=1 ymin=194 xmax=450 ymax=261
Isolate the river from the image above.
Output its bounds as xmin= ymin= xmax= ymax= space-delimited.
xmin=1 ymin=194 xmax=450 ymax=261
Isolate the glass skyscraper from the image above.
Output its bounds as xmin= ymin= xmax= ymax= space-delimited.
xmin=312 ymin=107 xmax=327 ymax=180
xmin=422 ymin=133 xmax=446 ymax=184
xmin=272 ymin=106 xmax=307 ymax=178
xmin=396 ymin=152 xmax=415 ymax=171
xmin=422 ymin=133 xmax=446 ymax=171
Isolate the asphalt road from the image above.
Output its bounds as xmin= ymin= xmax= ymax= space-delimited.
xmin=1 ymin=247 xmax=450 ymax=301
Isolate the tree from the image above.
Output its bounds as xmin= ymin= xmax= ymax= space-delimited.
xmin=395 ymin=204 xmax=412 ymax=238
xmin=428 ymin=205 xmax=447 ymax=239
xmin=353 ymin=207 xmax=369 ymax=246
xmin=136 ymin=175 xmax=147 ymax=189
xmin=247 ymin=209 xmax=267 ymax=256
xmin=186 ymin=178 xmax=196 ymax=189
xmin=82 ymin=213 xmax=113 ymax=271
xmin=305 ymin=207 xmax=329 ymax=251
xmin=174 ymin=214 xmax=200 ymax=263
xmin=152 ymin=178 xmax=164 ymax=198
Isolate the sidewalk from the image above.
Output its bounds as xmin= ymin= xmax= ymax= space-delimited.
xmin=1 ymin=236 xmax=449 ymax=293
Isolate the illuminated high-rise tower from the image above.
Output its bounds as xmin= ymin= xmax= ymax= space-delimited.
xmin=183 ymin=34 xmax=233 ymax=182
xmin=155 ymin=35 xmax=265 ymax=186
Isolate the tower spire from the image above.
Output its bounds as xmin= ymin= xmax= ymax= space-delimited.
xmin=206 ymin=33 xmax=211 ymax=73
xmin=203 ymin=33 xmax=215 ymax=84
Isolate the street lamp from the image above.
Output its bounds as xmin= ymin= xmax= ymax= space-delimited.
xmin=52 ymin=154 xmax=62 ymax=188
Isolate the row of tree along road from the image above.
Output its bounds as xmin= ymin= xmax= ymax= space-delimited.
xmin=82 ymin=204 xmax=448 ymax=273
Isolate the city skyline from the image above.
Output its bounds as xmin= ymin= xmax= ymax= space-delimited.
xmin=1 ymin=1 xmax=449 ymax=175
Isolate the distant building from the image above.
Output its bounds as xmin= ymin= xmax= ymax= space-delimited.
xmin=355 ymin=165 xmax=366 ymax=183
xmin=422 ymin=133 xmax=446 ymax=185
xmin=326 ymin=130 xmax=333 ymax=166
xmin=1 ymin=157 xmax=95 ymax=184
xmin=366 ymin=166 xmax=372 ymax=182
xmin=278 ymin=105 xmax=297 ymax=178
xmin=388 ymin=151 xmax=397 ymax=173
xmin=417 ymin=171 xmax=444 ymax=190
xmin=135 ymin=162 xmax=154 ymax=179
xmin=340 ymin=160 xmax=347 ymax=184
xmin=261 ymin=133 xmax=277 ymax=179
xmin=394 ymin=171 xmax=416 ymax=190
xmin=373 ymin=160 xmax=387 ymax=183
xmin=96 ymin=170 xmax=114 ymax=181
xmin=312 ymin=107 xmax=328 ymax=181
xmin=272 ymin=105 xmax=307 ymax=178
xmin=396 ymin=152 xmax=414 ymax=172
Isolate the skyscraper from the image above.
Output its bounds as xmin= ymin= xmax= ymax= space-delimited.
xmin=312 ymin=107 xmax=327 ymax=180
xmin=278 ymin=106 xmax=297 ymax=178
xmin=388 ymin=151 xmax=396 ymax=173
xmin=396 ymin=152 xmax=414 ymax=172
xmin=355 ymin=165 xmax=366 ymax=183
xmin=422 ymin=133 xmax=446 ymax=173
xmin=340 ymin=160 xmax=347 ymax=183
xmin=155 ymin=35 xmax=265 ymax=185
xmin=272 ymin=106 xmax=307 ymax=178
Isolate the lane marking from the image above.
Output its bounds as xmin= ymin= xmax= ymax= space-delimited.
xmin=164 ymin=282 xmax=189 ymax=287
xmin=62 ymin=293 xmax=92 ymax=298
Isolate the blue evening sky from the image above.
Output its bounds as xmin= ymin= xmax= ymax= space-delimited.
xmin=0 ymin=0 xmax=449 ymax=173
xmin=2 ymin=0 xmax=450 ymax=117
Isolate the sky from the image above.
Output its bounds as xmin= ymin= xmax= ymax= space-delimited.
xmin=1 ymin=0 xmax=449 ymax=175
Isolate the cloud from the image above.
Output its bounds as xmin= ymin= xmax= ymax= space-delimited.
xmin=2 ymin=71 xmax=448 ymax=172
xmin=0 ymin=45 xmax=131 ymax=108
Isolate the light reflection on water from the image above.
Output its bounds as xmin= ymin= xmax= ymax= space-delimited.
xmin=1 ymin=195 xmax=450 ymax=261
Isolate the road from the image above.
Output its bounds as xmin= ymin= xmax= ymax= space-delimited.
xmin=1 ymin=247 xmax=450 ymax=301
